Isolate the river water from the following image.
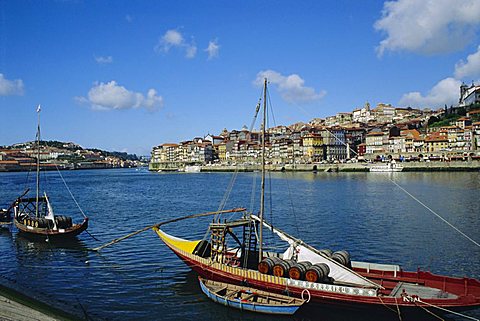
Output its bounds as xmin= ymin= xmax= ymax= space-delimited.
xmin=0 ymin=169 xmax=479 ymax=320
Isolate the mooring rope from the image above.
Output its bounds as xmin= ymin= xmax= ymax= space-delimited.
xmin=389 ymin=178 xmax=480 ymax=249
xmin=415 ymin=299 xmax=479 ymax=321
xmin=403 ymin=294 xmax=480 ymax=321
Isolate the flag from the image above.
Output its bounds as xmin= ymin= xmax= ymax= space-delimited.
xmin=36 ymin=104 xmax=41 ymax=113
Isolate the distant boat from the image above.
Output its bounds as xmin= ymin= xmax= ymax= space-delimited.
xmin=0 ymin=208 xmax=12 ymax=226
xmin=185 ymin=165 xmax=201 ymax=173
xmin=199 ymin=277 xmax=305 ymax=315
xmin=369 ymin=160 xmax=403 ymax=172
xmin=10 ymin=107 xmax=88 ymax=240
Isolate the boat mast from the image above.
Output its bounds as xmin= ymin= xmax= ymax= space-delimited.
xmin=259 ymin=78 xmax=267 ymax=263
xmin=35 ymin=105 xmax=41 ymax=217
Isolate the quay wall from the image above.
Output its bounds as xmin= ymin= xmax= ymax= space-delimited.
xmin=194 ymin=161 xmax=480 ymax=172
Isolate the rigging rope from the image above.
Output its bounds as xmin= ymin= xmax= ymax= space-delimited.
xmin=53 ymin=163 xmax=88 ymax=219
xmin=389 ymin=178 xmax=480 ymax=249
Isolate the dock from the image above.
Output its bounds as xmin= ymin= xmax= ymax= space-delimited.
xmin=0 ymin=284 xmax=79 ymax=321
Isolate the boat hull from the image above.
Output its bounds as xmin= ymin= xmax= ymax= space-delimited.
xmin=199 ymin=277 xmax=303 ymax=315
xmin=14 ymin=217 xmax=89 ymax=240
xmin=155 ymin=228 xmax=480 ymax=316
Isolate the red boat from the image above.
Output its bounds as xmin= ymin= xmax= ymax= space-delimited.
xmin=153 ymin=215 xmax=480 ymax=315
xmin=152 ymin=79 xmax=480 ymax=319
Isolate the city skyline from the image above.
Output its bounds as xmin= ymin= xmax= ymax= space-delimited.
xmin=1 ymin=1 xmax=480 ymax=155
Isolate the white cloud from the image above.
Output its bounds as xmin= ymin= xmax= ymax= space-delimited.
xmin=205 ymin=39 xmax=220 ymax=60
xmin=125 ymin=14 xmax=133 ymax=23
xmin=454 ymin=45 xmax=480 ymax=79
xmin=254 ymin=70 xmax=326 ymax=104
xmin=185 ymin=43 xmax=197 ymax=59
xmin=0 ymin=74 xmax=24 ymax=96
xmin=154 ymin=29 xmax=197 ymax=59
xmin=399 ymin=77 xmax=462 ymax=107
xmin=375 ymin=0 xmax=480 ymax=56
xmin=76 ymin=81 xmax=163 ymax=111
xmin=94 ymin=55 xmax=113 ymax=64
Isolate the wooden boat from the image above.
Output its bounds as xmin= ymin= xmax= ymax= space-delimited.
xmin=153 ymin=79 xmax=480 ymax=318
xmin=13 ymin=195 xmax=88 ymax=240
xmin=0 ymin=208 xmax=12 ymax=226
xmin=10 ymin=106 xmax=88 ymax=240
xmin=199 ymin=277 xmax=305 ymax=315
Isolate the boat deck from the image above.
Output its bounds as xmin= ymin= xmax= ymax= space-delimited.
xmin=389 ymin=282 xmax=458 ymax=299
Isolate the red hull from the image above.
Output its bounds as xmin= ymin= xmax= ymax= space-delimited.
xmin=163 ymin=238 xmax=480 ymax=316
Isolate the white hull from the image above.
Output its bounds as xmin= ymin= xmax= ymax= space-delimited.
xmin=185 ymin=165 xmax=201 ymax=173
xmin=369 ymin=165 xmax=403 ymax=172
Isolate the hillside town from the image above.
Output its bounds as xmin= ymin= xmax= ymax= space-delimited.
xmin=150 ymin=83 xmax=480 ymax=171
xmin=0 ymin=141 xmax=143 ymax=172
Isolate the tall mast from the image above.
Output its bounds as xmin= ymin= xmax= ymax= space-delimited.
xmin=259 ymin=78 xmax=267 ymax=263
xmin=35 ymin=105 xmax=41 ymax=217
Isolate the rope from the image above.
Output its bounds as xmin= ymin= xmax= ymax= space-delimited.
xmin=389 ymin=178 xmax=480 ymax=248
xmin=85 ymin=229 xmax=100 ymax=242
xmin=416 ymin=299 xmax=479 ymax=321
xmin=413 ymin=302 xmax=444 ymax=320
xmin=54 ymin=163 xmax=87 ymax=219
xmin=284 ymin=171 xmax=300 ymax=235
xmin=377 ymin=295 xmax=397 ymax=314
xmin=394 ymin=297 xmax=403 ymax=321
xmin=249 ymin=171 xmax=257 ymax=214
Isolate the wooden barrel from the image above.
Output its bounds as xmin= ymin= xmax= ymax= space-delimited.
xmin=66 ymin=216 xmax=72 ymax=228
xmin=332 ymin=250 xmax=351 ymax=267
xmin=288 ymin=261 xmax=312 ymax=280
xmin=305 ymin=263 xmax=330 ymax=283
xmin=319 ymin=249 xmax=333 ymax=257
xmin=258 ymin=257 xmax=281 ymax=274
xmin=272 ymin=259 xmax=294 ymax=277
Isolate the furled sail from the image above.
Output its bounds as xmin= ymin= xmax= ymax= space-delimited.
xmin=251 ymin=215 xmax=382 ymax=289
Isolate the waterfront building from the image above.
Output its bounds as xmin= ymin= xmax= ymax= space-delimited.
xmin=365 ymin=131 xmax=386 ymax=154
xmin=424 ymin=132 xmax=449 ymax=153
xmin=302 ymin=134 xmax=323 ymax=162
xmin=321 ymin=128 xmax=347 ymax=161
xmin=401 ymin=129 xmax=422 ymax=154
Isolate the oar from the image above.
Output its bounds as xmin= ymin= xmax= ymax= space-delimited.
xmin=91 ymin=207 xmax=246 ymax=252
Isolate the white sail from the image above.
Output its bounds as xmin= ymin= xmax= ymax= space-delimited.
xmin=44 ymin=193 xmax=57 ymax=230
xmin=251 ymin=215 xmax=382 ymax=289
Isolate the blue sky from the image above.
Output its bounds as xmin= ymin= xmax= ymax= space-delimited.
xmin=1 ymin=0 xmax=480 ymax=155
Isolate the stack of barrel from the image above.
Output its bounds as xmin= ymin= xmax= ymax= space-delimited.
xmin=257 ymin=249 xmax=351 ymax=284
xmin=54 ymin=215 xmax=73 ymax=229
xmin=22 ymin=217 xmax=55 ymax=229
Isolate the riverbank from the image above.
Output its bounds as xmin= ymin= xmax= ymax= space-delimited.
xmin=151 ymin=160 xmax=480 ymax=172
xmin=0 ymin=284 xmax=80 ymax=321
